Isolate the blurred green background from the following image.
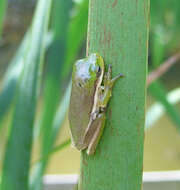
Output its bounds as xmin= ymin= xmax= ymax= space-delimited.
xmin=0 ymin=0 xmax=180 ymax=187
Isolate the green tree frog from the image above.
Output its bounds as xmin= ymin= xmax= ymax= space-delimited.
xmin=69 ymin=53 xmax=123 ymax=155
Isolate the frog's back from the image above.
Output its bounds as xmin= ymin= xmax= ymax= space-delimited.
xmin=69 ymin=57 xmax=98 ymax=150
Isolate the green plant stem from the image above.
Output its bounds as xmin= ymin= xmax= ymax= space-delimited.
xmin=79 ymin=0 xmax=149 ymax=189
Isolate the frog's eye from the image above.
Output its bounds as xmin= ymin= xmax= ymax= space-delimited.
xmin=97 ymin=66 xmax=101 ymax=73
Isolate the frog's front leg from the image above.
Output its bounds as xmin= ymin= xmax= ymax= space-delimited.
xmin=86 ymin=113 xmax=106 ymax=155
xmin=100 ymin=65 xmax=124 ymax=108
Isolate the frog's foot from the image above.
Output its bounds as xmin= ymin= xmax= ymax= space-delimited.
xmin=99 ymin=65 xmax=124 ymax=108
xmin=104 ymin=64 xmax=124 ymax=88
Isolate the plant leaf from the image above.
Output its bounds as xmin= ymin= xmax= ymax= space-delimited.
xmin=63 ymin=0 xmax=89 ymax=77
xmin=30 ymin=81 xmax=71 ymax=190
xmin=0 ymin=33 xmax=28 ymax=128
xmin=0 ymin=0 xmax=52 ymax=189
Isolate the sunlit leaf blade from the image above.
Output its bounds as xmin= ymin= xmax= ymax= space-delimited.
xmin=0 ymin=33 xmax=28 ymax=127
xmin=149 ymin=81 xmax=180 ymax=130
xmin=146 ymin=87 xmax=180 ymax=130
xmin=30 ymin=140 xmax=71 ymax=190
xmin=30 ymin=81 xmax=71 ymax=190
xmin=63 ymin=0 xmax=88 ymax=77
xmin=0 ymin=0 xmax=52 ymax=189
xmin=0 ymin=0 xmax=7 ymax=37
xmin=30 ymin=2 xmax=72 ymax=190
xmin=39 ymin=0 xmax=72 ymax=140
xmin=0 ymin=29 xmax=52 ymax=130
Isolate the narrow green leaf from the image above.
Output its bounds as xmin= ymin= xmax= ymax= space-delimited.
xmin=0 ymin=33 xmax=28 ymax=127
xmin=0 ymin=0 xmax=7 ymax=37
xmin=0 ymin=30 xmax=52 ymax=130
xmin=149 ymin=81 xmax=180 ymax=130
xmin=30 ymin=81 xmax=71 ymax=190
xmin=39 ymin=0 xmax=73 ymax=142
xmin=146 ymin=87 xmax=180 ymax=130
xmin=30 ymin=2 xmax=73 ymax=190
xmin=30 ymin=139 xmax=71 ymax=190
xmin=79 ymin=0 xmax=149 ymax=189
xmin=30 ymin=2 xmax=80 ymax=189
xmin=1 ymin=0 xmax=52 ymax=189
xmin=63 ymin=0 xmax=89 ymax=77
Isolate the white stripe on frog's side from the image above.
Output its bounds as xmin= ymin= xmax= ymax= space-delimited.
xmin=83 ymin=54 xmax=105 ymax=142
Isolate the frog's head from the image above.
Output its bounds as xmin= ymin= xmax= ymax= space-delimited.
xmin=74 ymin=53 xmax=104 ymax=89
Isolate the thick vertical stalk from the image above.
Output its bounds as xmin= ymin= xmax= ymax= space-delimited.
xmin=79 ymin=0 xmax=149 ymax=190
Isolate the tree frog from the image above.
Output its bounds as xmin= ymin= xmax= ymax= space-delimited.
xmin=69 ymin=53 xmax=123 ymax=155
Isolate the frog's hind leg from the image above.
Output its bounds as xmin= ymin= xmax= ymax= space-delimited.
xmin=86 ymin=113 xmax=106 ymax=155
